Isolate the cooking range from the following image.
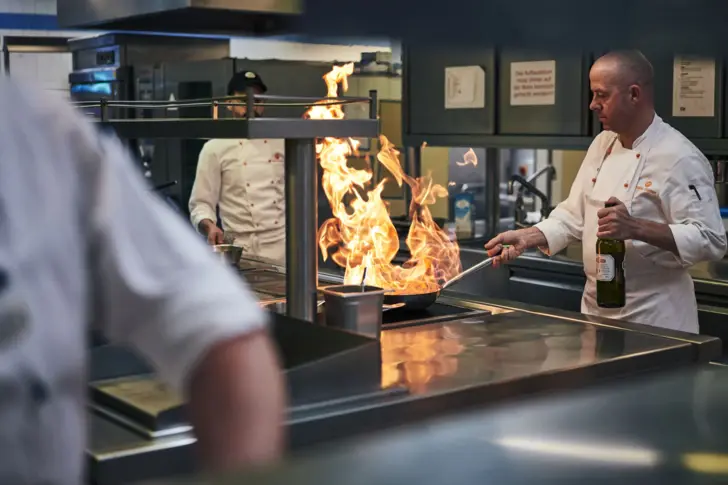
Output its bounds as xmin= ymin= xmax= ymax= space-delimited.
xmin=240 ymin=269 xmax=489 ymax=328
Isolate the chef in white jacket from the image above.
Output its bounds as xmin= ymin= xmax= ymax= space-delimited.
xmin=0 ymin=74 xmax=285 ymax=484
xmin=189 ymin=71 xmax=286 ymax=264
xmin=486 ymin=50 xmax=727 ymax=333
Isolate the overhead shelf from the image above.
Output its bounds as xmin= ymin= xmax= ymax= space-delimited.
xmin=98 ymin=118 xmax=380 ymax=140
xmin=76 ymin=93 xmax=380 ymax=140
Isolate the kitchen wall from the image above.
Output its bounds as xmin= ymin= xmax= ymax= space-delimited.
xmin=0 ymin=0 xmax=84 ymax=93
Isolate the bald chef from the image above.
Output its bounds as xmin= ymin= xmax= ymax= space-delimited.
xmin=486 ymin=50 xmax=727 ymax=333
xmin=189 ymin=71 xmax=286 ymax=264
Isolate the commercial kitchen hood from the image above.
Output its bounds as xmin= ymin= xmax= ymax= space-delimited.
xmin=57 ymin=0 xmax=728 ymax=53
xmin=56 ymin=0 xmax=301 ymax=35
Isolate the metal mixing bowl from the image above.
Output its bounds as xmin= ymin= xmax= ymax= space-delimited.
xmin=212 ymin=244 xmax=243 ymax=266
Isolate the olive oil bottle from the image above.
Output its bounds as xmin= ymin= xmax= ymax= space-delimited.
xmin=596 ymin=202 xmax=626 ymax=308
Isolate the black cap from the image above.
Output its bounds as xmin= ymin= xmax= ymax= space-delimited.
xmin=228 ymin=70 xmax=268 ymax=95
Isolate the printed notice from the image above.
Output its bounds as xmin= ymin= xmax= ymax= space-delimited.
xmin=510 ymin=60 xmax=556 ymax=106
xmin=444 ymin=66 xmax=486 ymax=109
xmin=672 ymin=57 xmax=716 ymax=117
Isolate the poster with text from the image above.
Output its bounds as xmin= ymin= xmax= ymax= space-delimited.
xmin=672 ymin=57 xmax=716 ymax=118
xmin=510 ymin=60 xmax=556 ymax=106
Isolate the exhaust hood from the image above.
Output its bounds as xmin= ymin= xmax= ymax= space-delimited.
xmin=57 ymin=0 xmax=728 ymax=52
xmin=56 ymin=0 xmax=301 ymax=35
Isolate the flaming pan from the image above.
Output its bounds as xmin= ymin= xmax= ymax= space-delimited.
xmin=382 ymin=255 xmax=497 ymax=311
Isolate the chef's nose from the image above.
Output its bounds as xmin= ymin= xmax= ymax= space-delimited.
xmin=589 ymin=99 xmax=600 ymax=112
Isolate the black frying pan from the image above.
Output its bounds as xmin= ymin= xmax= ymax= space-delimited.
xmin=383 ymin=256 xmax=496 ymax=311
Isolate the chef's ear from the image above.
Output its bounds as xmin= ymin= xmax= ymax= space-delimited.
xmin=629 ymin=85 xmax=641 ymax=103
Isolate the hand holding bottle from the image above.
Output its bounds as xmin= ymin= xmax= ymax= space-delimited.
xmin=596 ymin=197 xmax=637 ymax=240
xmin=596 ymin=197 xmax=627 ymax=308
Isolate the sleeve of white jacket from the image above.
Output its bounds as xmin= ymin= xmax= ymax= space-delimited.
xmin=188 ymin=141 xmax=221 ymax=231
xmin=535 ymin=135 xmax=607 ymax=255
xmin=87 ymin=134 xmax=268 ymax=395
xmin=662 ymin=153 xmax=727 ymax=267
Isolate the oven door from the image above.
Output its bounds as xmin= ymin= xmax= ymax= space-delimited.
xmin=69 ymin=67 xmax=131 ymax=120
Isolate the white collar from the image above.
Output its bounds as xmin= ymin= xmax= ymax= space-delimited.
xmin=632 ymin=113 xmax=660 ymax=149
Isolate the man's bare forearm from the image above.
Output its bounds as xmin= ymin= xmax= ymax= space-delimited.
xmin=187 ymin=330 xmax=286 ymax=472
xmin=631 ymin=218 xmax=679 ymax=256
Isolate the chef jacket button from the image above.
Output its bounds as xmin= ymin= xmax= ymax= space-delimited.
xmin=251 ymin=203 xmax=255 ymax=207
xmin=636 ymin=153 xmax=641 ymax=159
xmin=264 ymin=140 xmax=268 ymax=144
xmin=624 ymin=183 xmax=629 ymax=188
xmin=591 ymin=178 xmax=596 ymax=183
xmin=271 ymin=180 xmax=274 ymax=184
xmin=0 ymin=269 xmax=7 ymax=293
xmin=268 ymin=160 xmax=272 ymax=163
xmin=28 ymin=377 xmax=49 ymax=406
xmin=243 ymin=162 xmax=247 ymax=166
xmin=246 ymin=183 xmax=250 ymax=187
xmin=274 ymin=220 xmax=279 ymax=225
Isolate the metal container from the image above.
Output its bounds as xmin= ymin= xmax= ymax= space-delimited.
xmin=322 ymin=285 xmax=386 ymax=339
xmin=212 ymin=244 xmax=243 ymax=266
xmin=712 ymin=159 xmax=728 ymax=208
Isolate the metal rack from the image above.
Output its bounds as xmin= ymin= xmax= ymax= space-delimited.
xmin=75 ymin=89 xmax=380 ymax=323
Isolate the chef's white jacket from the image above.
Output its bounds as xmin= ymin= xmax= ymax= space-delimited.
xmin=0 ymin=76 xmax=268 ymax=484
xmin=536 ymin=115 xmax=727 ymax=332
xmin=189 ymin=138 xmax=286 ymax=263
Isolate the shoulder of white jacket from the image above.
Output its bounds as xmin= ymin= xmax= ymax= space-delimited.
xmin=201 ymin=138 xmax=241 ymax=156
xmin=653 ymin=121 xmax=707 ymax=167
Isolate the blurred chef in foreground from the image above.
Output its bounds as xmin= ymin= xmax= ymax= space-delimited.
xmin=189 ymin=70 xmax=286 ymax=264
xmin=0 ymin=75 xmax=285 ymax=483
xmin=486 ymin=50 xmax=727 ymax=333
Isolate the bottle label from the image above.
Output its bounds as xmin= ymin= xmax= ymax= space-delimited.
xmin=596 ymin=255 xmax=615 ymax=281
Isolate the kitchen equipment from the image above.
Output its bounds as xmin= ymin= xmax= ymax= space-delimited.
xmin=322 ymin=285 xmax=387 ymax=339
xmin=383 ymin=255 xmax=497 ymax=311
xmin=152 ymin=180 xmax=178 ymax=192
xmin=712 ymin=159 xmax=728 ymax=208
xmin=212 ymin=244 xmax=243 ymax=266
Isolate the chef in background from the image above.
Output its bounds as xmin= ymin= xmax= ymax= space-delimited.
xmin=486 ymin=50 xmax=726 ymax=333
xmin=0 ymin=74 xmax=285 ymax=483
xmin=189 ymin=71 xmax=286 ymax=264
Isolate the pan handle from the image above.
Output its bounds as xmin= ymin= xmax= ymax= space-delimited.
xmin=442 ymin=244 xmax=510 ymax=290
xmin=441 ymin=257 xmax=495 ymax=289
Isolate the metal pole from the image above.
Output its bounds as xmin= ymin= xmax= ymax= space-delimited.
xmin=285 ymin=138 xmax=318 ymax=322
xmin=485 ymin=147 xmax=501 ymax=239
xmin=545 ymin=149 xmax=553 ymax=207
xmin=100 ymin=98 xmax=109 ymax=121
xmin=245 ymin=86 xmax=255 ymax=119
xmin=368 ymin=89 xmax=378 ymax=119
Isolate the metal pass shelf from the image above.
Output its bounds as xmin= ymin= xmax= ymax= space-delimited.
xmin=75 ymin=91 xmax=380 ymax=323
xmin=403 ymin=133 xmax=728 ymax=155
xmin=99 ymin=117 xmax=379 ymax=140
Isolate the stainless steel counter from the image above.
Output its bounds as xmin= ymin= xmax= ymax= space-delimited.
xmin=507 ymin=242 xmax=728 ymax=290
xmin=86 ymin=261 xmax=721 ymax=484
xmin=462 ymin=242 xmax=728 ymax=348
xmin=182 ymin=363 xmax=728 ymax=485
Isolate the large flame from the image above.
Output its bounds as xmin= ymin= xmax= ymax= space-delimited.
xmin=308 ymin=63 xmax=462 ymax=294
